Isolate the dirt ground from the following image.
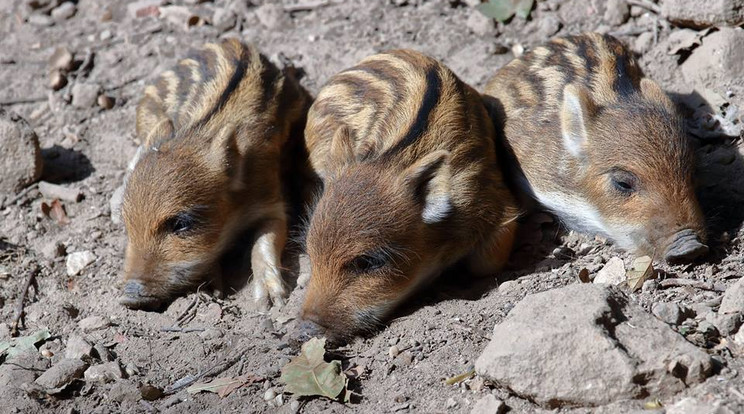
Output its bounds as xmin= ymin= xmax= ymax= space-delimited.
xmin=1 ymin=0 xmax=744 ymax=413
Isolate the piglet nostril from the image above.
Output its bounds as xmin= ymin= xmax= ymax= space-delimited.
xmin=665 ymin=229 xmax=709 ymax=264
xmin=118 ymin=281 xmax=163 ymax=310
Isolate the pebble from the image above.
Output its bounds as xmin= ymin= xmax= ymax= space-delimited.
xmin=125 ymin=362 xmax=139 ymax=377
xmin=64 ymin=334 xmax=93 ymax=359
xmin=642 ymin=279 xmax=658 ymax=293
xmin=78 ymin=315 xmax=111 ymax=332
xmin=48 ymin=70 xmax=68 ymax=91
xmin=593 ymin=257 xmax=626 ymax=285
xmin=536 ymin=15 xmax=562 ymax=38
xmin=100 ymin=29 xmax=112 ymax=41
xmin=446 ymin=397 xmax=459 ymax=409
xmin=51 ymin=2 xmax=76 ymax=21
xmin=255 ymin=3 xmax=291 ymax=30
xmin=41 ymin=240 xmax=66 ymax=259
xmin=94 ymin=342 xmax=115 ymax=361
xmin=388 ymin=345 xmax=400 ymax=358
xmin=0 ymin=109 xmax=43 ymax=194
xmin=633 ymin=31 xmax=654 ymax=54
xmin=49 ymin=46 xmax=74 ymax=71
xmin=471 ymin=394 xmax=506 ymax=414
xmin=274 ymin=394 xmax=284 ymax=406
xmin=652 ymin=302 xmax=683 ymax=325
xmin=97 ymin=95 xmax=115 ymax=110
xmin=264 ymin=388 xmax=277 ymax=401
xmin=603 ymin=0 xmax=629 ymax=26
xmin=66 ymin=250 xmax=96 ymax=276
xmin=83 ymin=361 xmax=123 ymax=383
xmin=706 ymin=312 xmax=742 ymax=337
xmin=290 ymin=400 xmax=301 ymax=412
xmin=28 ymin=14 xmax=54 ymax=27
xmin=212 ymin=7 xmax=237 ymax=31
xmin=720 ymin=278 xmax=744 ymax=314
xmin=35 ymin=358 xmax=87 ymax=391
xmin=466 ymin=11 xmax=493 ymax=36
xmin=71 ymin=83 xmax=101 ymax=109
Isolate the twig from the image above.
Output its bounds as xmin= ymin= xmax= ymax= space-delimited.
xmin=659 ymin=278 xmax=726 ymax=292
xmin=626 ymin=0 xmax=661 ymax=14
xmin=163 ymin=346 xmax=253 ymax=394
xmin=283 ymin=0 xmax=330 ymax=12
xmin=10 ymin=267 xmax=39 ymax=336
xmin=160 ymin=327 xmax=205 ymax=333
xmin=609 ymin=27 xmax=650 ymax=37
xmin=0 ymin=96 xmax=48 ymax=106
xmin=103 ymin=75 xmax=146 ymax=92
xmin=0 ymin=183 xmax=38 ymax=209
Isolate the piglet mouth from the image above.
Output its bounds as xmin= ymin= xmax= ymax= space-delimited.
xmin=118 ymin=280 xmax=166 ymax=311
xmin=664 ymin=229 xmax=708 ymax=264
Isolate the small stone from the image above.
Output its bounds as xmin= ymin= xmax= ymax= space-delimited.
xmin=125 ymin=363 xmax=139 ymax=377
xmin=734 ymin=328 xmax=744 ymax=344
xmin=66 ymin=250 xmax=96 ymax=276
xmin=28 ymin=14 xmax=54 ymax=27
xmin=255 ymin=3 xmax=291 ymax=30
xmin=48 ymin=70 xmax=67 ymax=91
xmin=274 ymin=393 xmax=284 ymax=406
xmin=94 ymin=342 xmax=114 ymax=362
xmin=84 ymin=361 xmax=123 ymax=383
xmin=64 ymin=334 xmax=93 ymax=359
xmin=466 ymin=11 xmax=493 ymax=36
xmin=97 ymin=95 xmax=115 ymax=110
xmin=100 ymin=29 xmax=112 ymax=41
xmin=633 ymin=32 xmax=654 ymax=54
xmin=127 ymin=0 xmax=163 ymax=19
xmin=471 ymin=394 xmax=506 ymax=414
xmin=536 ymin=15 xmax=562 ymax=38
xmin=35 ymin=358 xmax=87 ymax=391
xmin=212 ymin=7 xmax=236 ymax=31
xmin=706 ymin=312 xmax=742 ymax=337
xmin=264 ymin=388 xmax=277 ymax=401
xmin=71 ymin=83 xmax=101 ymax=109
xmin=109 ymin=380 xmax=140 ymax=403
xmin=697 ymin=320 xmax=719 ymax=337
xmin=395 ymin=351 xmax=414 ymax=367
xmin=40 ymin=349 xmax=54 ymax=358
xmin=593 ymin=257 xmax=626 ymax=285
xmin=41 ymin=240 xmax=66 ymax=259
xmin=652 ymin=302 xmax=684 ymax=325
xmin=603 ymin=0 xmax=629 ymax=26
xmin=51 ymin=2 xmax=76 ymax=21
xmin=0 ymin=109 xmax=43 ymax=194
xmin=388 ymin=345 xmax=400 ymax=358
xmin=290 ymin=400 xmax=300 ymax=412
xmin=720 ymin=278 xmax=744 ymax=314
xmin=140 ymin=384 xmax=163 ymax=401
xmin=49 ymin=47 xmax=73 ymax=71
xmin=642 ymin=279 xmax=658 ymax=293
xmin=78 ymin=315 xmax=110 ymax=332
xmin=446 ymin=397 xmax=459 ymax=409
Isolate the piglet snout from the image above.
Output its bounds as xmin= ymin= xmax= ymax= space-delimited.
xmin=664 ymin=229 xmax=708 ymax=264
xmin=286 ymin=318 xmax=329 ymax=350
xmin=118 ymin=280 xmax=163 ymax=311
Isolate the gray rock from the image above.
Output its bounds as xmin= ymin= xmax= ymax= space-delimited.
xmin=66 ymin=250 xmax=96 ymax=276
xmin=475 ymin=284 xmax=713 ymax=408
xmin=71 ymin=83 xmax=101 ymax=109
xmin=255 ymin=3 xmax=291 ymax=30
xmin=536 ymin=15 xmax=562 ymax=38
xmin=593 ymin=257 xmax=626 ymax=285
xmin=661 ymin=0 xmax=744 ymax=28
xmin=212 ymin=7 xmax=236 ymax=31
xmin=652 ymin=302 xmax=684 ymax=325
xmin=126 ymin=0 xmax=164 ymax=19
xmin=84 ymin=361 xmax=123 ymax=383
xmin=466 ymin=11 xmax=493 ymax=36
xmin=50 ymin=1 xmax=75 ymax=21
xmin=108 ymin=380 xmax=140 ymax=403
xmin=720 ymin=277 xmax=744 ymax=314
xmin=78 ymin=315 xmax=111 ymax=332
xmin=603 ymin=0 xmax=629 ymax=26
xmin=471 ymin=394 xmax=506 ymax=414
xmin=28 ymin=13 xmax=54 ymax=27
xmin=706 ymin=312 xmax=742 ymax=337
xmin=64 ymin=334 xmax=93 ymax=359
xmin=35 ymin=358 xmax=87 ymax=391
xmin=0 ymin=109 xmax=42 ymax=194
xmin=633 ymin=31 xmax=654 ymax=54
xmin=40 ymin=240 xmax=66 ymax=260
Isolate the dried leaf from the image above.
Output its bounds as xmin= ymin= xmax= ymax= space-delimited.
xmin=644 ymin=398 xmax=663 ymax=409
xmin=41 ymin=199 xmax=70 ymax=225
xmin=476 ymin=0 xmax=533 ymax=22
xmin=280 ymin=337 xmax=347 ymax=400
xmin=626 ymin=255 xmax=654 ymax=292
xmin=186 ymin=374 xmax=262 ymax=398
xmin=578 ymin=268 xmax=591 ymax=283
xmin=0 ymin=329 xmax=52 ymax=359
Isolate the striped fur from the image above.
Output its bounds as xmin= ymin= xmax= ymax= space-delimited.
xmin=120 ymin=39 xmax=310 ymax=310
xmin=301 ymin=50 xmax=520 ymax=341
xmin=484 ymin=33 xmax=706 ymax=261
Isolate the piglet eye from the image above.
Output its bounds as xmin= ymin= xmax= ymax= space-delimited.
xmin=346 ymin=254 xmax=386 ymax=274
xmin=610 ymin=169 xmax=639 ymax=195
xmin=165 ymin=212 xmax=197 ymax=236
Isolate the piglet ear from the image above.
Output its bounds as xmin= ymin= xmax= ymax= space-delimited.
xmin=639 ymin=78 xmax=676 ymax=112
xmin=330 ymin=126 xmax=355 ymax=163
xmin=208 ymin=123 xmax=242 ymax=187
xmin=401 ymin=150 xmax=453 ymax=224
xmin=560 ymin=84 xmax=596 ymax=158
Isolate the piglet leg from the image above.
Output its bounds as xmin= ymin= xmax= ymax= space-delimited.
xmin=251 ymin=218 xmax=288 ymax=310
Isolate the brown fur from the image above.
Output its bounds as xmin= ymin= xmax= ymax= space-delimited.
xmin=302 ymin=50 xmax=519 ymax=341
xmin=120 ymin=39 xmax=310 ymax=310
xmin=484 ymin=33 xmax=706 ymax=260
